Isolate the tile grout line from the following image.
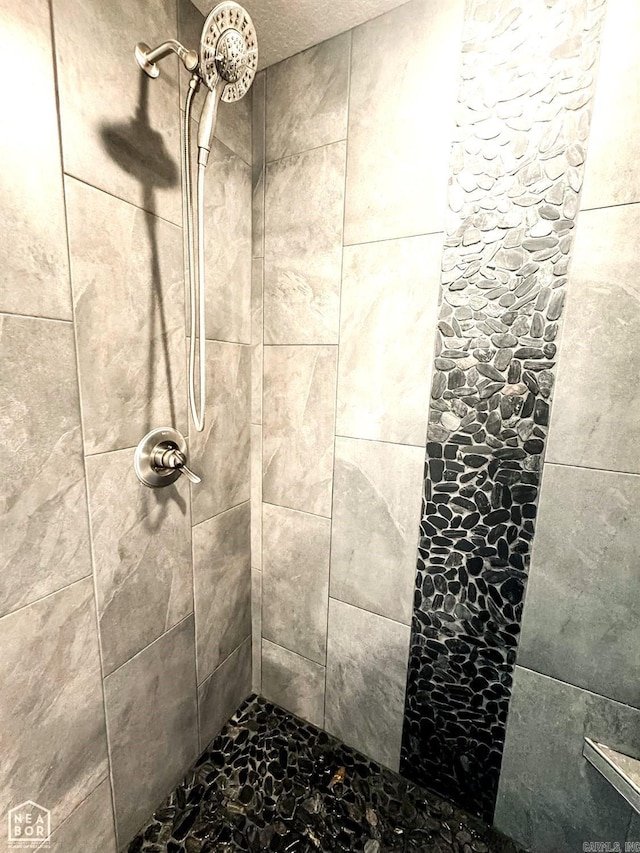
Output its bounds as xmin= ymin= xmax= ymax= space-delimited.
xmin=516 ymin=664 xmax=640 ymax=713
xmin=263 ymin=636 xmax=327 ymax=671
xmin=0 ymin=310 xmax=72 ymax=325
xmin=265 ymin=136 xmax=348 ymax=167
xmin=328 ymin=594 xmax=412 ymax=631
xmin=261 ymin=500 xmax=331 ymax=522
xmin=322 ymin=26 xmax=354 ymax=731
xmin=175 ymin=0 xmax=201 ymax=759
xmin=192 ymin=498 xmax=251 ymax=529
xmin=258 ymin=67 xmax=267 ymax=697
xmin=45 ymin=0 xmax=120 ymax=844
xmin=46 ymin=1 xmax=123 ymax=844
xmin=544 ymin=459 xmax=640 ymax=479
xmin=63 ymin=171 xmax=182 ymax=231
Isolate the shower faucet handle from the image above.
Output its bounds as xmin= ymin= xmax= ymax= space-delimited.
xmin=134 ymin=427 xmax=201 ymax=488
xmin=152 ymin=447 xmax=202 ymax=485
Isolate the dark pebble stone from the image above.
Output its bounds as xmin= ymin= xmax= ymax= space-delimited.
xmin=491 ymin=333 xmax=518 ymax=348
xmin=463 ymin=454 xmax=488 ymax=468
xmin=427 ymin=441 xmax=443 ymax=458
xmin=477 ymin=363 xmax=504 ymax=382
xmin=524 ymin=438 xmax=544 ymax=455
xmin=484 ymin=509 xmax=510 ymax=525
xmin=514 ymin=347 xmax=544 ymax=359
xmin=534 ymin=399 xmax=549 ymax=426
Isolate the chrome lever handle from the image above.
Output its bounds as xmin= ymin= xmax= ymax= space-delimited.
xmin=152 ymin=447 xmax=202 ymax=485
xmin=176 ymin=459 xmax=202 ymax=485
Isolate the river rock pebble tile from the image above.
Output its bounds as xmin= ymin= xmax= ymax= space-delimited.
xmin=127 ymin=696 xmax=522 ymax=853
xmin=401 ymin=0 xmax=608 ymax=821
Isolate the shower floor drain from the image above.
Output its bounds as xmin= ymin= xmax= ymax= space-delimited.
xmin=127 ymin=695 xmax=522 ymax=852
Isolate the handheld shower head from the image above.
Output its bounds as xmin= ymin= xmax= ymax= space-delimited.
xmin=200 ymin=1 xmax=258 ymax=99
xmin=196 ymin=2 xmax=258 ymax=166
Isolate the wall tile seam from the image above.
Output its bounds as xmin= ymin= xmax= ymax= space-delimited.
xmin=539 ymin=459 xmax=640 ymax=480
xmin=193 ymin=335 xmax=254 ymax=346
xmin=342 ymin=229 xmax=446 ymax=250
xmin=261 ymin=636 xmax=327 ymax=671
xmin=262 ymin=343 xmax=339 ymax=348
xmin=335 ymin=433 xmax=429 ymax=451
xmin=0 ymin=572 xmax=95 ymax=627
xmin=50 ymin=0 xmax=120 ymax=811
xmin=579 ymin=199 xmax=640 ymax=215
xmin=0 ymin=310 xmax=73 ymax=325
xmin=265 ymin=137 xmax=349 ymax=168
xmin=514 ymin=664 xmax=640 ymax=714
xmin=197 ymin=634 xmax=252 ymax=691
xmin=41 ymin=772 xmax=111 ymax=846
xmin=327 ymin=594 xmax=412 ymax=631
xmin=102 ymin=611 xmax=195 ymax=683
xmin=261 ymin=500 xmax=331 ymax=522
xmin=62 ymin=171 xmax=183 ymax=231
xmin=192 ymin=498 xmax=251 ymax=529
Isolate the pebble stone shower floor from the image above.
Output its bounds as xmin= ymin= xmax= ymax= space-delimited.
xmin=127 ymin=696 xmax=523 ymax=853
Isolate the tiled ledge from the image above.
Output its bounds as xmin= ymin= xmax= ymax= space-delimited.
xmin=584 ymin=737 xmax=640 ymax=815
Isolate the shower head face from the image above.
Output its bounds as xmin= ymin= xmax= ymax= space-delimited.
xmin=200 ymin=2 xmax=258 ymax=102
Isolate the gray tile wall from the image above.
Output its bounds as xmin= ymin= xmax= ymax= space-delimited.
xmin=495 ymin=0 xmax=640 ymax=847
xmin=0 ymin=0 xmax=251 ymax=848
xmin=252 ymin=0 xmax=463 ymax=773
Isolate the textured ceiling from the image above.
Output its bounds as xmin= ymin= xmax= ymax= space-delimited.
xmin=192 ymin=0 xmax=410 ymax=69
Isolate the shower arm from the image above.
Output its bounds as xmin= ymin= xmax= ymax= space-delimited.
xmin=135 ymin=40 xmax=199 ymax=78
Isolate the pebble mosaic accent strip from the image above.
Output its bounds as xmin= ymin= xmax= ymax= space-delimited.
xmin=127 ymin=695 xmax=523 ymax=852
xmin=400 ymin=0 xmax=607 ymax=820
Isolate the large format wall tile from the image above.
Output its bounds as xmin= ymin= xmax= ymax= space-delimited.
xmin=264 ymin=142 xmax=345 ymax=344
xmin=262 ymin=503 xmax=330 ymax=664
xmin=547 ymin=205 xmax=640 ymax=472
xmin=104 ymin=616 xmax=198 ymax=847
xmin=261 ymin=640 xmax=325 ymax=728
xmin=519 ymin=464 xmax=640 ymax=708
xmin=190 ymin=341 xmax=250 ymax=524
xmin=265 ymin=33 xmax=350 ymax=162
xmin=495 ymin=667 xmax=638 ymax=852
xmin=43 ymin=779 xmax=116 ymax=853
xmin=198 ymin=638 xmax=251 ymax=750
xmin=0 ymin=579 xmax=109 ymax=848
xmin=325 ymin=599 xmax=410 ymax=771
xmin=193 ymin=502 xmax=251 ymax=683
xmin=201 ymin=137 xmax=252 ymax=343
xmin=336 ymin=235 xmax=440 ymax=446
xmin=0 ymin=316 xmax=91 ymax=618
xmin=330 ymin=438 xmax=424 ymax=626
xmin=263 ymin=346 xmax=337 ymax=516
xmin=53 ymin=0 xmax=182 ymax=224
xmin=86 ymin=447 xmax=192 ymax=676
xmin=0 ymin=0 xmax=71 ymax=319
xmin=66 ymin=177 xmax=186 ymax=455
xmin=580 ymin=0 xmax=640 ymax=209
xmin=344 ymin=0 xmax=464 ymax=245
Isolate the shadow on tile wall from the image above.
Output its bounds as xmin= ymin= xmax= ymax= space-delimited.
xmin=0 ymin=0 xmax=251 ymax=849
